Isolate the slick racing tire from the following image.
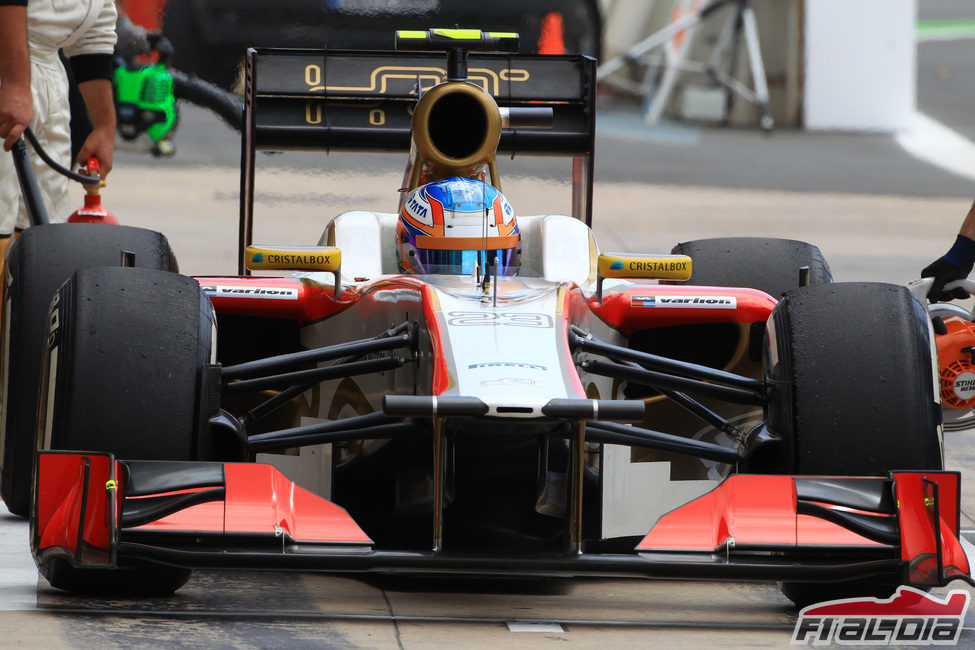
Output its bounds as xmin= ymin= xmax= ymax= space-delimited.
xmin=669 ymin=237 xmax=832 ymax=297
xmin=0 ymin=224 xmax=177 ymax=517
xmin=764 ymin=282 xmax=942 ymax=607
xmin=36 ymin=267 xmax=214 ymax=596
xmin=648 ymin=238 xmax=832 ymax=449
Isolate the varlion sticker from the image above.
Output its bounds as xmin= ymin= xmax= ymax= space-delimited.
xmin=201 ymin=285 xmax=299 ymax=300
xmin=631 ymin=295 xmax=737 ymax=309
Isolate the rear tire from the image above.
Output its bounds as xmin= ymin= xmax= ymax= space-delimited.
xmin=36 ymin=266 xmax=214 ymax=596
xmin=670 ymin=237 xmax=832 ymax=297
xmin=764 ymin=282 xmax=942 ymax=606
xmin=1 ymin=224 xmax=177 ymax=517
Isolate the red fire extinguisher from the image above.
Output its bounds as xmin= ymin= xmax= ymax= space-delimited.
xmin=68 ymin=158 xmax=118 ymax=224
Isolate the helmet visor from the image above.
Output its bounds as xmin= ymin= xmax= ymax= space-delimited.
xmin=417 ymin=248 xmax=519 ymax=275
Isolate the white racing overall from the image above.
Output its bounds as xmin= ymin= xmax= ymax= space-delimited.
xmin=0 ymin=0 xmax=116 ymax=234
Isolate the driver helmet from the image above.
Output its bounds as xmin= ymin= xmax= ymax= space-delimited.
xmin=397 ymin=177 xmax=520 ymax=275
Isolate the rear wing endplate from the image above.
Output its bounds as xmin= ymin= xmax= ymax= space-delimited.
xmin=239 ymin=48 xmax=597 ymax=272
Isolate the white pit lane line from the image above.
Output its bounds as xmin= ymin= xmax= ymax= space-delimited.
xmin=896 ymin=112 xmax=975 ymax=184
xmin=506 ymin=622 xmax=565 ymax=633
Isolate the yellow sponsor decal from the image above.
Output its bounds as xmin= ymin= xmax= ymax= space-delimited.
xmin=396 ymin=29 xmax=517 ymax=42
xmin=431 ymin=28 xmax=483 ymax=40
xmin=246 ymin=245 xmax=341 ymax=272
xmin=597 ymin=253 xmax=692 ymax=281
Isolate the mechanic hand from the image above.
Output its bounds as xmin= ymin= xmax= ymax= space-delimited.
xmin=921 ymin=234 xmax=975 ymax=302
xmin=0 ymin=81 xmax=33 ymax=151
xmin=76 ymin=127 xmax=114 ymax=177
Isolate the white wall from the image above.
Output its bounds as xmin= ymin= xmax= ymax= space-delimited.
xmin=599 ymin=0 xmax=663 ymax=62
xmin=804 ymin=0 xmax=917 ymax=131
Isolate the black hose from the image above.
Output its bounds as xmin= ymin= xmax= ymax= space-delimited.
xmin=10 ymin=137 xmax=50 ymax=225
xmin=23 ymin=127 xmax=100 ymax=185
xmin=170 ymin=68 xmax=243 ymax=132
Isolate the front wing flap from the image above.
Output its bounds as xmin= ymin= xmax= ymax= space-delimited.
xmin=31 ymin=452 xmax=971 ymax=588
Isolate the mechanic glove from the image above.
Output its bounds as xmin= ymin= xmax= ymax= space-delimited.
xmin=922 ymin=234 xmax=975 ymax=302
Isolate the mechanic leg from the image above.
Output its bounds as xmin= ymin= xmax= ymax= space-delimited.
xmin=27 ymin=68 xmax=73 ymax=224
xmin=12 ymin=59 xmax=74 ymax=228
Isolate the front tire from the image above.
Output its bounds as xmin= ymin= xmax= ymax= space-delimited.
xmin=40 ymin=267 xmax=213 ymax=460
xmin=36 ymin=266 xmax=215 ymax=596
xmin=764 ymin=282 xmax=942 ymax=606
xmin=765 ymin=282 xmax=941 ymax=475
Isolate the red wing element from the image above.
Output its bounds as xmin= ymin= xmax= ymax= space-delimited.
xmin=222 ymin=463 xmax=371 ymax=543
xmin=893 ymin=471 xmax=970 ymax=585
xmin=636 ymin=475 xmax=799 ymax=551
xmin=32 ymin=453 xmax=372 ymax=570
xmin=32 ymin=451 xmax=118 ymax=568
xmin=638 ymin=471 xmax=970 ymax=585
xmin=635 ymin=474 xmax=887 ymax=552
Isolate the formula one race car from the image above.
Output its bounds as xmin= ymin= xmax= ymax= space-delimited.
xmin=1 ymin=30 xmax=970 ymax=607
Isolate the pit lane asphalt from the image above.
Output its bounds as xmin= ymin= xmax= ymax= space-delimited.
xmin=5 ymin=14 xmax=975 ymax=648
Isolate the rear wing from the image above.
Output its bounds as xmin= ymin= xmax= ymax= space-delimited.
xmin=238 ymin=47 xmax=597 ymax=273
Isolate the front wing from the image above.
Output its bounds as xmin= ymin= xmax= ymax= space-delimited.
xmin=31 ymin=451 xmax=972 ymax=587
